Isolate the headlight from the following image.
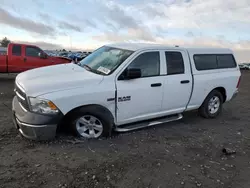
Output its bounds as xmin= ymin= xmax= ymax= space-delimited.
xmin=28 ymin=97 xmax=59 ymax=115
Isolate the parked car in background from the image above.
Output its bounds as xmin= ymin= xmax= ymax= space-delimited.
xmin=12 ymin=43 xmax=241 ymax=140
xmin=44 ymin=50 xmax=92 ymax=61
xmin=0 ymin=43 xmax=71 ymax=73
xmin=239 ymin=63 xmax=250 ymax=70
xmin=0 ymin=47 xmax=6 ymax=55
xmin=68 ymin=53 xmax=87 ymax=62
xmin=0 ymin=46 xmax=6 ymax=52
xmin=58 ymin=52 xmax=69 ymax=58
xmin=0 ymin=51 xmax=6 ymax=56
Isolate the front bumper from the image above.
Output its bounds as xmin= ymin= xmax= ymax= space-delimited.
xmin=12 ymin=96 xmax=63 ymax=140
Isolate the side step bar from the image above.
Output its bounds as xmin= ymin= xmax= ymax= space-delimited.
xmin=115 ymin=114 xmax=183 ymax=133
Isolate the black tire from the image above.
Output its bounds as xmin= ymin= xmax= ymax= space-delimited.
xmin=69 ymin=105 xmax=113 ymax=139
xmin=198 ymin=90 xmax=223 ymax=119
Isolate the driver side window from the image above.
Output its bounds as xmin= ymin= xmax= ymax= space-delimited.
xmin=25 ymin=46 xmax=41 ymax=57
xmin=128 ymin=51 xmax=160 ymax=77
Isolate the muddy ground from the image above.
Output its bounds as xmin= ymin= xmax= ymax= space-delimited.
xmin=0 ymin=71 xmax=250 ymax=188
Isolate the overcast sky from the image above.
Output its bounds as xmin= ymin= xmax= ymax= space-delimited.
xmin=0 ymin=0 xmax=250 ymax=62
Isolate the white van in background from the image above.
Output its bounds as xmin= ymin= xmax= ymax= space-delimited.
xmin=12 ymin=43 xmax=241 ymax=140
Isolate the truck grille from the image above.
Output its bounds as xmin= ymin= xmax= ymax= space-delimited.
xmin=15 ymin=83 xmax=29 ymax=111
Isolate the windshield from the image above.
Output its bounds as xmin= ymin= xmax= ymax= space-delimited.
xmin=78 ymin=46 xmax=134 ymax=75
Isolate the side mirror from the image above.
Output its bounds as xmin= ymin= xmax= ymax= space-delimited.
xmin=38 ymin=52 xmax=48 ymax=59
xmin=125 ymin=68 xmax=141 ymax=79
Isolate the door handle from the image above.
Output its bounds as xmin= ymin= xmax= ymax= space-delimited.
xmin=24 ymin=57 xmax=27 ymax=62
xmin=151 ymin=83 xmax=162 ymax=87
xmin=180 ymin=80 xmax=190 ymax=84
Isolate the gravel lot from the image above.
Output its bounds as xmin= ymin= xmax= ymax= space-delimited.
xmin=0 ymin=71 xmax=250 ymax=188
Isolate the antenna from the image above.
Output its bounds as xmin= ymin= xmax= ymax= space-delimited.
xmin=70 ymin=36 xmax=72 ymax=50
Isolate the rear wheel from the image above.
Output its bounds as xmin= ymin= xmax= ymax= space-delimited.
xmin=199 ymin=90 xmax=223 ymax=118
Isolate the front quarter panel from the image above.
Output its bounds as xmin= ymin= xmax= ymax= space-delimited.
xmin=40 ymin=79 xmax=116 ymax=119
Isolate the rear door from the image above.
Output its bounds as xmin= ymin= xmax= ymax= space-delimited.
xmin=161 ymin=50 xmax=193 ymax=114
xmin=7 ymin=44 xmax=25 ymax=73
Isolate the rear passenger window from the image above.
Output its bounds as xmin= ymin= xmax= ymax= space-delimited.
xmin=12 ymin=45 xmax=21 ymax=56
xmin=194 ymin=54 xmax=237 ymax=70
xmin=217 ymin=54 xmax=236 ymax=68
xmin=165 ymin=52 xmax=184 ymax=75
xmin=193 ymin=55 xmax=217 ymax=70
xmin=128 ymin=51 xmax=160 ymax=77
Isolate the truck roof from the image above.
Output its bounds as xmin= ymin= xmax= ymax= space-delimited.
xmin=107 ymin=43 xmax=233 ymax=54
xmin=8 ymin=42 xmax=39 ymax=48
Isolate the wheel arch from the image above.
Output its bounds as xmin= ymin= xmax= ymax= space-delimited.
xmin=201 ymin=87 xmax=227 ymax=107
xmin=214 ymin=87 xmax=227 ymax=103
xmin=59 ymin=104 xmax=115 ymax=128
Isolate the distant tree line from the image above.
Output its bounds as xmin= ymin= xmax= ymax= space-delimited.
xmin=0 ymin=37 xmax=11 ymax=47
xmin=0 ymin=37 xmax=67 ymax=51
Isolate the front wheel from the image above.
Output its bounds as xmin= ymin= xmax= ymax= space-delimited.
xmin=75 ymin=115 xmax=104 ymax=138
xmin=69 ymin=106 xmax=113 ymax=139
xmin=199 ymin=90 xmax=223 ymax=118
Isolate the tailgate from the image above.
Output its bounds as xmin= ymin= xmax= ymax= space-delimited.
xmin=0 ymin=55 xmax=7 ymax=73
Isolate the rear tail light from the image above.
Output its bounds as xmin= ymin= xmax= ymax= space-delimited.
xmin=236 ymin=76 xmax=241 ymax=88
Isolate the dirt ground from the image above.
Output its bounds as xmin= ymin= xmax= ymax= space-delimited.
xmin=0 ymin=71 xmax=250 ymax=188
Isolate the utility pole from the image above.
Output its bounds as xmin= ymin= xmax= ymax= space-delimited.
xmin=69 ymin=35 xmax=72 ymax=50
xmin=70 ymin=36 xmax=72 ymax=50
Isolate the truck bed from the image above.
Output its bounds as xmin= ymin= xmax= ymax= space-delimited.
xmin=0 ymin=55 xmax=7 ymax=73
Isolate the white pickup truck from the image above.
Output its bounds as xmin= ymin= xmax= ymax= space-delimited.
xmin=12 ymin=43 xmax=241 ymax=140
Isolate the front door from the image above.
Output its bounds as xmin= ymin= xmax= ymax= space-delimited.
xmin=24 ymin=46 xmax=52 ymax=70
xmin=116 ymin=51 xmax=164 ymax=125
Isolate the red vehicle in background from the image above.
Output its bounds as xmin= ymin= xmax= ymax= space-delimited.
xmin=0 ymin=43 xmax=71 ymax=73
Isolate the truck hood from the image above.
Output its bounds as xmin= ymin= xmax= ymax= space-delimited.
xmin=16 ymin=63 xmax=104 ymax=97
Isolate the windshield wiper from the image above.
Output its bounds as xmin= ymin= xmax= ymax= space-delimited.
xmin=82 ymin=64 xmax=91 ymax=70
xmin=82 ymin=64 xmax=105 ymax=75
